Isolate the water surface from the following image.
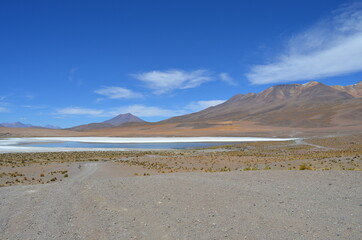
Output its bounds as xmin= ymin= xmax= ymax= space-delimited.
xmin=0 ymin=137 xmax=298 ymax=152
xmin=26 ymin=141 xmax=239 ymax=149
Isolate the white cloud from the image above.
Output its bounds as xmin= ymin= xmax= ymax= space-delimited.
xmin=0 ymin=107 xmax=9 ymax=112
xmin=68 ymin=67 xmax=83 ymax=86
xmin=110 ymin=105 xmax=187 ymax=117
xmin=52 ymin=99 xmax=225 ymax=120
xmin=185 ymin=100 xmax=226 ymax=112
xmin=22 ymin=105 xmax=48 ymax=109
xmin=95 ymin=86 xmax=143 ymax=99
xmin=132 ymin=69 xmax=213 ymax=94
xmin=53 ymin=105 xmax=186 ymax=118
xmin=24 ymin=94 xmax=36 ymax=100
xmin=219 ymin=73 xmax=237 ymax=86
xmin=68 ymin=67 xmax=78 ymax=81
xmin=95 ymin=98 xmax=104 ymax=103
xmin=54 ymin=107 xmax=104 ymax=116
xmin=247 ymin=3 xmax=362 ymax=84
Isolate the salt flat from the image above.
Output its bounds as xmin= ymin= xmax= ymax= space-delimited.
xmin=0 ymin=146 xmax=132 ymax=153
xmin=0 ymin=136 xmax=298 ymax=144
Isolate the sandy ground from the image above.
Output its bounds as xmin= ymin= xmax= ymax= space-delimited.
xmin=1 ymin=134 xmax=362 ymax=186
xmin=0 ymin=162 xmax=361 ymax=240
xmin=1 ymin=134 xmax=361 ymax=239
xmin=1 ymin=120 xmax=361 ymax=138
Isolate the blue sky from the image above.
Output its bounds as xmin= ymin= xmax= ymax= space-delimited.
xmin=1 ymin=0 xmax=362 ymax=127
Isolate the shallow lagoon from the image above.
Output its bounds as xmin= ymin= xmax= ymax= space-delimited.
xmin=0 ymin=137 xmax=298 ymax=152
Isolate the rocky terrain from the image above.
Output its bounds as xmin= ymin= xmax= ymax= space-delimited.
xmin=0 ymin=164 xmax=361 ymax=240
xmin=0 ymin=134 xmax=361 ymax=239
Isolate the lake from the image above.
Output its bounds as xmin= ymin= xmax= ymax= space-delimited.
xmin=0 ymin=137 xmax=298 ymax=152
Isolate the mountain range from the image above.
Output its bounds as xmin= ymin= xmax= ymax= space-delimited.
xmin=162 ymin=81 xmax=362 ymax=128
xmin=0 ymin=122 xmax=61 ymax=129
xmin=2 ymin=81 xmax=361 ymax=137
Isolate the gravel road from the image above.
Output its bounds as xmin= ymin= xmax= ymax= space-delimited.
xmin=0 ymin=163 xmax=361 ymax=239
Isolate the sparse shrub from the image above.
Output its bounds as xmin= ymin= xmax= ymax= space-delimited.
xmin=299 ymin=163 xmax=312 ymax=170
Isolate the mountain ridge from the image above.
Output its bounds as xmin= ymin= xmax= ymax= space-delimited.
xmin=332 ymin=81 xmax=362 ymax=98
xmin=70 ymin=113 xmax=146 ymax=131
xmin=0 ymin=121 xmax=61 ymax=129
xmin=162 ymin=81 xmax=362 ymax=128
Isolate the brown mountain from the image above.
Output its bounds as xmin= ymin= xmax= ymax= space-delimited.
xmin=70 ymin=113 xmax=146 ymax=131
xmin=332 ymin=81 xmax=362 ymax=98
xmin=103 ymin=113 xmax=145 ymax=126
xmin=163 ymin=81 xmax=362 ymax=128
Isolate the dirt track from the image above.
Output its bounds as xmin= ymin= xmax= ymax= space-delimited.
xmin=1 ymin=162 xmax=361 ymax=240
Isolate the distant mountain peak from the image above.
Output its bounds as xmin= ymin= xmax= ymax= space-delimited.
xmin=352 ymin=81 xmax=362 ymax=87
xmin=44 ymin=124 xmax=62 ymax=129
xmin=69 ymin=113 xmax=146 ymax=131
xmin=0 ymin=121 xmax=61 ymax=129
xmin=303 ymin=81 xmax=320 ymax=87
xmin=1 ymin=122 xmax=34 ymax=128
xmin=163 ymin=80 xmax=362 ymax=128
xmin=332 ymin=81 xmax=362 ymax=98
xmin=103 ymin=113 xmax=145 ymax=126
xmin=255 ymin=80 xmax=353 ymax=103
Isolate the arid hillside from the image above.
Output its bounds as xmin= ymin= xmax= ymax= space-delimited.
xmin=163 ymin=81 xmax=362 ymax=128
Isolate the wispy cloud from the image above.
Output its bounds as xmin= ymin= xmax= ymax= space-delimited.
xmin=95 ymin=86 xmax=143 ymax=99
xmin=247 ymin=3 xmax=362 ymax=84
xmin=53 ymin=105 xmax=185 ymax=118
xmin=0 ymin=96 xmax=9 ymax=107
xmin=132 ymin=69 xmax=213 ymax=94
xmin=0 ymin=107 xmax=9 ymax=113
xmin=53 ymin=99 xmax=225 ymax=119
xmin=68 ymin=67 xmax=78 ymax=81
xmin=185 ymin=100 xmax=225 ymax=112
xmin=68 ymin=67 xmax=83 ymax=86
xmin=110 ymin=105 xmax=187 ymax=117
xmin=54 ymin=107 xmax=104 ymax=117
xmin=22 ymin=105 xmax=48 ymax=109
xmin=24 ymin=93 xmax=37 ymax=100
xmin=219 ymin=73 xmax=237 ymax=86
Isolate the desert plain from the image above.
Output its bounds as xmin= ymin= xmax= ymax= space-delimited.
xmin=2 ymin=1 xmax=362 ymax=239
xmin=0 ymin=133 xmax=361 ymax=239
